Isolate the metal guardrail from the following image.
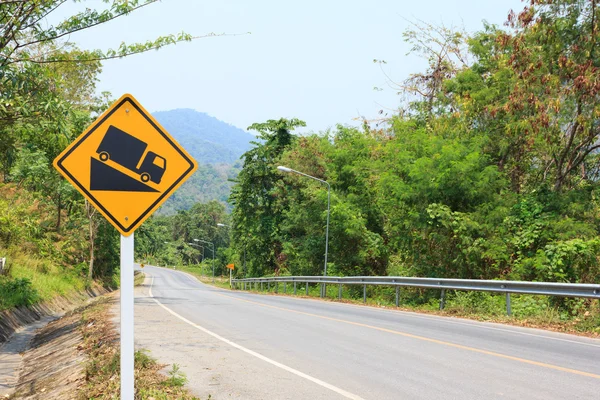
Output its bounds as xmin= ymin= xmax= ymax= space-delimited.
xmin=231 ymin=276 xmax=600 ymax=316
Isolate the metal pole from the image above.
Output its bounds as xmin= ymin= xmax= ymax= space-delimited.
xmin=211 ymin=243 xmax=215 ymax=283
xmin=338 ymin=283 xmax=342 ymax=299
xmin=277 ymin=168 xmax=331 ymax=298
xmin=294 ymin=281 xmax=297 ymax=295
xmin=324 ymin=182 xmax=330 ymax=291
xmin=229 ymin=268 xmax=232 ymax=288
xmin=306 ymin=282 xmax=309 ymax=295
xmin=506 ymin=293 xmax=512 ymax=316
xmin=363 ymin=284 xmax=367 ymax=303
xmin=395 ymin=286 xmax=400 ymax=307
xmin=440 ymin=289 xmax=446 ymax=310
xmin=284 ymin=282 xmax=287 ymax=294
xmin=120 ymin=234 xmax=134 ymax=400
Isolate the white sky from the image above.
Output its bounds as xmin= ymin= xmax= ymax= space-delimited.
xmin=52 ymin=0 xmax=524 ymax=133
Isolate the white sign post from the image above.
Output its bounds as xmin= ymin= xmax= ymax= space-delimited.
xmin=52 ymin=94 xmax=198 ymax=399
xmin=121 ymin=233 xmax=135 ymax=399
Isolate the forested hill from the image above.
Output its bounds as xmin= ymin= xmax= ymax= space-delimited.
xmin=152 ymin=109 xmax=253 ymax=214
xmin=153 ymin=109 xmax=255 ymax=164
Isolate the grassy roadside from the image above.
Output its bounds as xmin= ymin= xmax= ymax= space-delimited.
xmin=0 ymin=184 xmax=113 ymax=313
xmin=175 ymin=265 xmax=231 ymax=290
xmin=176 ymin=265 xmax=600 ymax=337
xmin=0 ymin=248 xmax=88 ymax=311
xmin=79 ymin=296 xmax=204 ymax=399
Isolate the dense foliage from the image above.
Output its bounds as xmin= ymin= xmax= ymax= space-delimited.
xmin=0 ymin=0 xmax=213 ymax=307
xmin=2 ymin=1 xmax=598 ymax=323
xmin=135 ymin=200 xmax=231 ymax=274
xmin=221 ymin=1 xmax=600 ymax=289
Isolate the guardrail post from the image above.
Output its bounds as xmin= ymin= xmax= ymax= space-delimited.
xmin=505 ymin=293 xmax=512 ymax=316
xmin=439 ymin=289 xmax=446 ymax=310
xmin=294 ymin=281 xmax=297 ymax=295
xmin=321 ymin=283 xmax=325 ymax=298
xmin=395 ymin=286 xmax=399 ymax=307
xmin=363 ymin=284 xmax=367 ymax=303
xmin=306 ymin=282 xmax=309 ymax=295
xmin=284 ymin=282 xmax=287 ymax=294
xmin=338 ymin=283 xmax=342 ymax=299
xmin=275 ymin=282 xmax=278 ymax=293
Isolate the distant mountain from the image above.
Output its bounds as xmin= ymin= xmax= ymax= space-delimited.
xmin=156 ymin=162 xmax=241 ymax=215
xmin=152 ymin=109 xmax=254 ymax=214
xmin=153 ymin=108 xmax=255 ymax=165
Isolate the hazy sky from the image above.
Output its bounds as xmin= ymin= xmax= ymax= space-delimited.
xmin=53 ymin=0 xmax=524 ymax=132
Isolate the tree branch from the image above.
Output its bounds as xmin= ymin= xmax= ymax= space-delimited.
xmin=6 ymin=32 xmax=248 ymax=65
xmin=17 ymin=0 xmax=159 ymax=49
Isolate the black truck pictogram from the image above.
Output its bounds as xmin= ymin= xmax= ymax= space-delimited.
xmin=96 ymin=125 xmax=167 ymax=184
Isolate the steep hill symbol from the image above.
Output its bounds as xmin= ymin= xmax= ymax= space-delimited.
xmin=89 ymin=125 xmax=166 ymax=192
xmin=90 ymin=158 xmax=159 ymax=192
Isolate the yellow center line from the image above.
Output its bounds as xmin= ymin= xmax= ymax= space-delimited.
xmin=214 ymin=292 xmax=600 ymax=380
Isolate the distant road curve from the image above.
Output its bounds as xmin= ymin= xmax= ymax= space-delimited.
xmin=136 ymin=266 xmax=600 ymax=400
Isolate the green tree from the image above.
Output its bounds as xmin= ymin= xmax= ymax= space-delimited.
xmin=229 ymin=118 xmax=306 ymax=276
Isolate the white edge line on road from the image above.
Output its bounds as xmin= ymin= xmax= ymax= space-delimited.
xmin=148 ymin=274 xmax=365 ymax=400
xmin=149 ymin=266 xmax=600 ymax=349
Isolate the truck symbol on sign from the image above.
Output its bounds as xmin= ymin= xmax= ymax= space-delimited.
xmin=96 ymin=125 xmax=167 ymax=184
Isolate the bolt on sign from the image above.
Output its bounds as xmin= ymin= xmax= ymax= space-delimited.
xmin=53 ymin=94 xmax=198 ymax=236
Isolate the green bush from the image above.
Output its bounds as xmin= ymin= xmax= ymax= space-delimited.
xmin=0 ymin=277 xmax=39 ymax=310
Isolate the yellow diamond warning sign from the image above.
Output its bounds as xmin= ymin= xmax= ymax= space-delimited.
xmin=53 ymin=93 xmax=197 ymax=236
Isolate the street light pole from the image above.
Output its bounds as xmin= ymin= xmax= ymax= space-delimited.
xmin=187 ymin=242 xmax=204 ymax=274
xmin=217 ymin=222 xmax=246 ymax=275
xmin=194 ymin=239 xmax=215 ymax=282
xmin=216 ymin=223 xmax=233 ymax=286
xmin=277 ymin=166 xmax=330 ymax=297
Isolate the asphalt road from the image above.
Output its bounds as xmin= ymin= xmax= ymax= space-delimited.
xmin=137 ymin=266 xmax=600 ymax=399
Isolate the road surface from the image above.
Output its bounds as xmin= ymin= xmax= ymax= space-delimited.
xmin=130 ymin=266 xmax=600 ymax=399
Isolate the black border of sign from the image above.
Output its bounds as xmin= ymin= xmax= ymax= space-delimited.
xmin=56 ymin=96 xmax=195 ymax=233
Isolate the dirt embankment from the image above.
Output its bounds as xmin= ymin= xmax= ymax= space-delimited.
xmin=0 ymin=285 xmax=111 ymax=345
xmin=9 ymin=307 xmax=87 ymax=399
xmin=4 ymin=278 xmax=201 ymax=399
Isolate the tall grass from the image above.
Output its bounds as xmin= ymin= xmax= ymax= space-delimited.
xmin=0 ymin=247 xmax=87 ymax=311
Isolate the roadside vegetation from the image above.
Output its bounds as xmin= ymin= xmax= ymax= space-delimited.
xmin=139 ymin=2 xmax=600 ymax=332
xmin=176 ymin=265 xmax=600 ymax=336
xmin=79 ymin=298 xmax=202 ymax=400
xmin=0 ymin=183 xmax=97 ymax=311
xmin=1 ymin=1 xmax=599 ymax=333
xmin=0 ymin=1 xmax=217 ymax=311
